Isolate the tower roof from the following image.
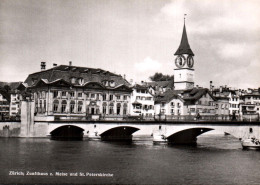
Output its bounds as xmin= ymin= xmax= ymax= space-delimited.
xmin=174 ymin=23 xmax=194 ymax=56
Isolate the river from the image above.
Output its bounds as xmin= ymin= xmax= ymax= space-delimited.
xmin=0 ymin=134 xmax=259 ymax=185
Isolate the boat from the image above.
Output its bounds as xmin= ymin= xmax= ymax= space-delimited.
xmin=153 ymin=133 xmax=167 ymax=143
xmin=86 ymin=131 xmax=101 ymax=140
xmin=241 ymin=137 xmax=260 ymax=150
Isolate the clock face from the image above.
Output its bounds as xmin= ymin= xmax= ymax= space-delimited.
xmin=187 ymin=56 xmax=194 ymax=68
xmin=175 ymin=55 xmax=186 ymax=68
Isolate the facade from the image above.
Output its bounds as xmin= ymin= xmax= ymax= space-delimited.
xmin=9 ymin=92 xmax=21 ymax=117
xmin=214 ymin=97 xmax=230 ymax=117
xmin=211 ymin=86 xmax=231 ymax=117
xmin=228 ymin=91 xmax=240 ymax=115
xmin=21 ymin=63 xmax=132 ymax=120
xmin=0 ymin=92 xmax=10 ymax=119
xmin=155 ymin=88 xmax=216 ymax=117
xmin=130 ymin=84 xmax=154 ymax=117
xmin=240 ymin=88 xmax=260 ymax=119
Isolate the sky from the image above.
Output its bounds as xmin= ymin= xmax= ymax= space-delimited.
xmin=0 ymin=0 xmax=259 ymax=89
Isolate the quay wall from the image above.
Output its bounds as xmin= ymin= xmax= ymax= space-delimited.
xmin=0 ymin=122 xmax=21 ymax=137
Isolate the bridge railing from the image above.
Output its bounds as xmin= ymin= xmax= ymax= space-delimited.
xmin=53 ymin=114 xmax=259 ymax=122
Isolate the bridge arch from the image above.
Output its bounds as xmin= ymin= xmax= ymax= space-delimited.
xmin=166 ymin=127 xmax=214 ymax=145
xmin=100 ymin=126 xmax=140 ymax=141
xmin=50 ymin=125 xmax=84 ymax=140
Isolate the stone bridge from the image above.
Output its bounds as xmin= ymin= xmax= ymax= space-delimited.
xmin=23 ymin=120 xmax=260 ymax=144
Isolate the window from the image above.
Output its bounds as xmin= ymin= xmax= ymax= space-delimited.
xmin=109 ymin=95 xmax=113 ymax=101
xmin=123 ymin=95 xmax=127 ymax=100
xmin=78 ymin=92 xmax=82 ymax=98
xmin=70 ymin=101 xmax=75 ymax=113
xmin=42 ymin=91 xmax=46 ymax=99
xmin=91 ymin=94 xmax=95 ymax=99
xmin=71 ymin=77 xmax=76 ymax=84
xmin=116 ymin=95 xmax=120 ymax=100
xmin=123 ymin=103 xmax=127 ymax=115
xmin=117 ymin=103 xmax=121 ymax=115
xmin=39 ymin=100 xmax=42 ymax=113
xmin=109 ymin=106 xmax=114 ymax=114
xmin=53 ymin=91 xmax=58 ymax=98
xmin=62 ymin=91 xmax=66 ymax=97
xmin=53 ymin=100 xmax=59 ymax=113
xmin=103 ymin=94 xmax=107 ymax=101
xmin=190 ymin=108 xmax=195 ymax=112
xmin=171 ymin=102 xmax=175 ymax=107
xmin=61 ymin=100 xmax=67 ymax=113
xmin=43 ymin=100 xmax=46 ymax=113
xmin=70 ymin=92 xmax=75 ymax=98
xmin=78 ymin=101 xmax=83 ymax=112
xmin=78 ymin=78 xmax=84 ymax=85
xmin=103 ymin=106 xmax=107 ymax=114
xmin=171 ymin=109 xmax=174 ymax=114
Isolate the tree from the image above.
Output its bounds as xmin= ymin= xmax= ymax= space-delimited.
xmin=149 ymin=72 xmax=174 ymax=81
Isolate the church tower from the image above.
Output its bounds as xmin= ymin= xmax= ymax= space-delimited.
xmin=174 ymin=18 xmax=195 ymax=90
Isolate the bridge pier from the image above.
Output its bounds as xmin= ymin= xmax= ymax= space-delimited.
xmin=101 ymin=135 xmax=133 ymax=141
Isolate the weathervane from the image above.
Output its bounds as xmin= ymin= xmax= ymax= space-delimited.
xmin=184 ymin=14 xmax=187 ymax=24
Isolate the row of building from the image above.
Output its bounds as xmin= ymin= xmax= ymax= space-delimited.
xmin=0 ymin=21 xmax=259 ymax=121
xmin=0 ymin=67 xmax=259 ymax=121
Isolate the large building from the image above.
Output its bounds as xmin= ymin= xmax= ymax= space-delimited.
xmin=20 ymin=62 xmax=132 ymax=120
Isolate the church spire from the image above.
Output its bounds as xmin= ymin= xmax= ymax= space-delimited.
xmin=174 ymin=16 xmax=194 ymax=56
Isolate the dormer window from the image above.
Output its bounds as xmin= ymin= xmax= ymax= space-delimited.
xmin=71 ymin=77 xmax=76 ymax=84
xmin=110 ymin=80 xmax=115 ymax=87
xmin=102 ymin=80 xmax=109 ymax=86
xmin=78 ymin=78 xmax=84 ymax=85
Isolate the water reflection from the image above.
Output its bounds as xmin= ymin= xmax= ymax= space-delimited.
xmin=0 ymin=135 xmax=260 ymax=185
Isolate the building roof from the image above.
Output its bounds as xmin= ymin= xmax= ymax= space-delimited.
xmin=174 ymin=23 xmax=194 ymax=56
xmin=132 ymin=84 xmax=148 ymax=90
xmin=0 ymin=81 xmax=22 ymax=91
xmin=146 ymin=80 xmax=174 ymax=89
xmin=155 ymin=88 xmax=215 ymax=105
xmin=0 ymin=88 xmax=10 ymax=102
xmin=155 ymin=89 xmax=181 ymax=104
xmin=24 ymin=65 xmax=131 ymax=88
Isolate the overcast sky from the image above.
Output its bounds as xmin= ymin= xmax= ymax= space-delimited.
xmin=0 ymin=0 xmax=259 ymax=89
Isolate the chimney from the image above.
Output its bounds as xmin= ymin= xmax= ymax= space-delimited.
xmin=210 ymin=81 xmax=213 ymax=91
xmin=69 ymin=61 xmax=72 ymax=66
xmin=53 ymin=63 xmax=57 ymax=67
xmin=41 ymin=62 xmax=46 ymax=71
xmin=220 ymin=86 xmax=223 ymax=93
xmin=123 ymin=74 xmax=126 ymax=79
